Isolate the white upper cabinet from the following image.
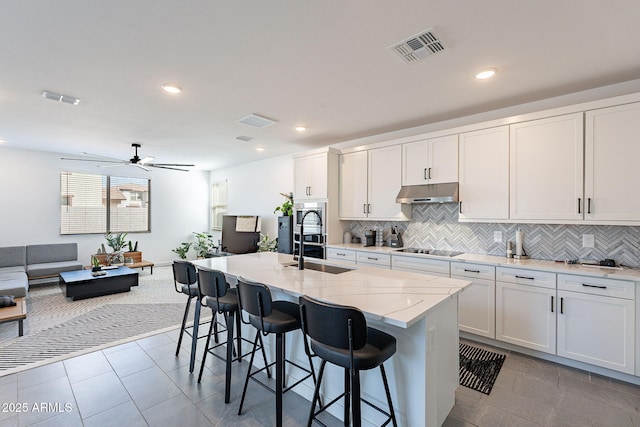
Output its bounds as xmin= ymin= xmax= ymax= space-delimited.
xmin=509 ymin=113 xmax=584 ymax=221
xmin=459 ymin=126 xmax=510 ymax=221
xmin=339 ymin=145 xmax=411 ymax=220
xmin=585 ymin=102 xmax=640 ymax=223
xmin=294 ymin=151 xmax=330 ymax=201
xmin=339 ymin=151 xmax=368 ymax=219
xmin=402 ymin=135 xmax=458 ymax=185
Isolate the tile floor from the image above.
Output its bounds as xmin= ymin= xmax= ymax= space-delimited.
xmin=1 ymin=331 xmax=640 ymax=426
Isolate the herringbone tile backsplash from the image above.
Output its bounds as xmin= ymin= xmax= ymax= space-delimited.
xmin=346 ymin=204 xmax=640 ymax=268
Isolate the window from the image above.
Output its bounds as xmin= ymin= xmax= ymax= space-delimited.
xmin=211 ymin=180 xmax=227 ymax=230
xmin=60 ymin=172 xmax=150 ymax=234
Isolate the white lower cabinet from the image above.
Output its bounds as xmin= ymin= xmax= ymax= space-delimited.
xmin=390 ymin=255 xmax=450 ymax=277
xmin=451 ymin=262 xmax=495 ymax=339
xmin=495 ymin=267 xmax=557 ymax=354
xmin=326 ymin=247 xmax=356 ymax=265
xmin=557 ymin=274 xmax=635 ymax=374
xmin=356 ymin=252 xmax=391 ymax=269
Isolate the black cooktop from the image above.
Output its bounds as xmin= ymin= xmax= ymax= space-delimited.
xmin=397 ymin=248 xmax=464 ymax=257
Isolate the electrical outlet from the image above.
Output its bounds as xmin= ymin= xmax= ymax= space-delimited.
xmin=494 ymin=231 xmax=502 ymax=243
xmin=582 ymin=234 xmax=595 ymax=248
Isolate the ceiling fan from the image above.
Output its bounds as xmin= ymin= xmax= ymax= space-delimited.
xmin=61 ymin=143 xmax=195 ymax=172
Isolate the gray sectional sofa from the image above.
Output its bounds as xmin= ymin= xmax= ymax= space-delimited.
xmin=0 ymin=243 xmax=83 ymax=297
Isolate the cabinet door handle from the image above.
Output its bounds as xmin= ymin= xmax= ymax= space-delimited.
xmin=577 ymin=198 xmax=581 ymax=214
xmin=308 ymin=186 xmax=311 ymax=196
xmin=582 ymin=283 xmax=607 ymax=289
xmin=367 ymin=204 xmax=371 ymax=214
xmin=551 ymin=295 xmax=554 ymax=313
xmin=515 ymin=275 xmax=535 ymax=280
xmin=464 ymin=269 xmax=480 ymax=273
xmin=363 ymin=204 xmax=367 ymax=214
xmin=428 ymin=167 xmax=432 ymax=180
xmin=560 ymin=297 xmax=564 ymax=314
xmin=424 ymin=168 xmax=428 ymax=180
xmin=459 ymin=201 xmax=462 ymax=214
xmin=587 ymin=198 xmax=592 ymax=214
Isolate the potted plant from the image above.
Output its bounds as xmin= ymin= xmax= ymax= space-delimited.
xmin=105 ymin=232 xmax=128 ymax=265
xmin=274 ymin=192 xmax=294 ymax=254
xmin=257 ymin=234 xmax=278 ymax=252
xmin=273 ymin=192 xmax=294 ymax=216
xmin=91 ymin=255 xmax=102 ymax=272
xmin=172 ymin=242 xmax=192 ymax=259
xmin=193 ymin=232 xmax=214 ymax=258
xmin=124 ymin=240 xmax=141 ymax=264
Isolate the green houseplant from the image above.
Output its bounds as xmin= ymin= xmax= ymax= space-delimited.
xmin=257 ymin=234 xmax=278 ymax=252
xmin=273 ymin=192 xmax=294 ymax=216
xmin=172 ymin=242 xmax=192 ymax=259
xmin=105 ymin=232 xmax=128 ymax=264
xmin=193 ymin=232 xmax=214 ymax=258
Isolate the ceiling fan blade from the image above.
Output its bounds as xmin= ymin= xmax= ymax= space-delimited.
xmin=149 ymin=164 xmax=190 ymax=172
xmin=96 ymin=162 xmax=131 ymax=168
xmin=149 ymin=163 xmax=195 ymax=167
xmin=80 ymin=152 xmax=125 ymax=162
xmin=139 ymin=156 xmax=155 ymax=164
xmin=133 ymin=163 xmax=150 ymax=171
xmin=61 ymin=157 xmax=125 ymax=164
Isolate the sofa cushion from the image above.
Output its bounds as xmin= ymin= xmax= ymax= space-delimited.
xmin=27 ymin=261 xmax=83 ymax=278
xmin=0 ymin=266 xmax=26 ymax=274
xmin=0 ymin=246 xmax=26 ymax=269
xmin=0 ymin=272 xmax=28 ymax=298
xmin=27 ymin=243 xmax=77 ymax=264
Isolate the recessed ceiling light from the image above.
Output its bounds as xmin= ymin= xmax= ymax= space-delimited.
xmin=475 ymin=68 xmax=496 ymax=80
xmin=161 ymin=83 xmax=182 ymax=94
xmin=0 ymin=139 xmax=5 ymax=144
xmin=256 ymin=147 xmax=265 ymax=152
xmin=295 ymin=126 xmax=307 ymax=132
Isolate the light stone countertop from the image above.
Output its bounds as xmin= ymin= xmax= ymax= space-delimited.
xmin=326 ymin=243 xmax=640 ymax=281
xmin=191 ymin=252 xmax=471 ymax=329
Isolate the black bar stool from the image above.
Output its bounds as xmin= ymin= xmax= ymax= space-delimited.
xmin=196 ymin=267 xmax=269 ymax=403
xmin=236 ymin=276 xmax=317 ymax=427
xmin=172 ymin=260 xmax=210 ymax=373
xmin=299 ymin=295 xmax=398 ymax=427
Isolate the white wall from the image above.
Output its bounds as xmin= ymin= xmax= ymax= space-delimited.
xmin=0 ymin=146 xmax=210 ymax=265
xmin=209 ymin=154 xmax=294 ymax=243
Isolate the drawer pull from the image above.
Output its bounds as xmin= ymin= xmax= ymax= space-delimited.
xmin=464 ymin=269 xmax=480 ymax=273
xmin=515 ymin=275 xmax=535 ymax=280
xmin=582 ymin=283 xmax=607 ymax=289
xmin=336 ymin=253 xmax=346 ymax=256
xmin=367 ymin=257 xmax=379 ymax=261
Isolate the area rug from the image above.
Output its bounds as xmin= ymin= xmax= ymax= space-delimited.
xmin=0 ymin=266 xmax=210 ymax=376
xmin=459 ymin=342 xmax=506 ymax=394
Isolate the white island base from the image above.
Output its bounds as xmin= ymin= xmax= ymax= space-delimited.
xmin=193 ymin=253 xmax=467 ymax=427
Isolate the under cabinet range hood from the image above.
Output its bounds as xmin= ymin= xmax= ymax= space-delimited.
xmin=396 ymin=182 xmax=459 ymax=204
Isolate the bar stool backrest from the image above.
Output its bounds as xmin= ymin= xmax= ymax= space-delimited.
xmin=197 ymin=267 xmax=230 ymax=311
xmin=236 ymin=277 xmax=274 ymax=332
xmin=172 ymin=260 xmax=197 ymax=292
xmin=299 ymin=295 xmax=368 ymax=351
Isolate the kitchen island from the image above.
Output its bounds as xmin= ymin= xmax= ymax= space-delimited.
xmin=192 ymin=252 xmax=471 ymax=427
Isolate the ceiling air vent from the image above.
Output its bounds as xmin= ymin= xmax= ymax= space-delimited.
xmin=236 ymin=113 xmax=277 ymax=128
xmin=41 ymin=90 xmax=80 ymax=105
xmin=235 ymin=135 xmax=254 ymax=142
xmin=390 ymin=28 xmax=446 ymax=64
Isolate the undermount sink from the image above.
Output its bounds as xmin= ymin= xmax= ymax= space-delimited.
xmin=282 ymin=261 xmax=354 ymax=274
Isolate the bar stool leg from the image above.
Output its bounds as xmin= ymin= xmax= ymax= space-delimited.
xmin=344 ymin=369 xmax=351 ymax=427
xmin=224 ymin=311 xmax=235 ymax=403
xmin=238 ymin=334 xmax=261 ymax=415
xmin=380 ymin=364 xmax=398 ymax=427
xmin=197 ymin=316 xmax=216 ymax=383
xmin=307 ymin=360 xmax=326 ymax=427
xmin=351 ymin=369 xmax=361 ymax=427
xmin=176 ymin=296 xmax=192 ymax=356
xmin=189 ymin=300 xmax=201 ymax=373
xmin=276 ymin=332 xmax=284 ymax=427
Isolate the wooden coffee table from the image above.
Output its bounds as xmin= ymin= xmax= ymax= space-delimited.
xmin=59 ymin=267 xmax=138 ymax=301
xmin=0 ymin=297 xmax=26 ymax=336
